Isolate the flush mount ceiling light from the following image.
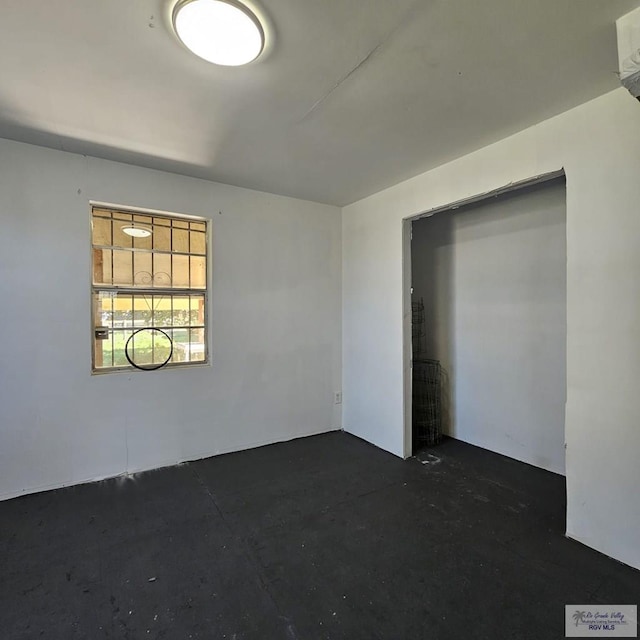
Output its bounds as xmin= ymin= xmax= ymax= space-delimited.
xmin=172 ymin=0 xmax=265 ymax=66
xmin=122 ymin=225 xmax=153 ymax=238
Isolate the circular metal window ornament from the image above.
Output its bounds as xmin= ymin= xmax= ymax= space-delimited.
xmin=173 ymin=0 xmax=265 ymax=66
xmin=125 ymin=328 xmax=174 ymax=371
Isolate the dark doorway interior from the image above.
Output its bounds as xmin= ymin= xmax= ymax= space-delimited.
xmin=410 ymin=177 xmax=567 ymax=474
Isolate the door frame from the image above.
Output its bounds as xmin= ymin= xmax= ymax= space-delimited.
xmin=401 ymin=169 xmax=566 ymax=458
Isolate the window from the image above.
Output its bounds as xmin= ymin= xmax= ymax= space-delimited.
xmin=91 ymin=205 xmax=208 ymax=372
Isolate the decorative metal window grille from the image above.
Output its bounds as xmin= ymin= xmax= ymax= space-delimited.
xmin=91 ymin=205 xmax=209 ymax=372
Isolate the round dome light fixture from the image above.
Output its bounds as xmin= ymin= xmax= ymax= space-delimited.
xmin=172 ymin=0 xmax=265 ymax=66
xmin=122 ymin=225 xmax=153 ymax=238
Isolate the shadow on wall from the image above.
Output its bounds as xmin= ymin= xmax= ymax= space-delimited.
xmin=411 ymin=212 xmax=454 ymax=436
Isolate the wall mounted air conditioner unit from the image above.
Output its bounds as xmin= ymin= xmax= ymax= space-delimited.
xmin=617 ymin=7 xmax=640 ymax=100
xmin=621 ymin=50 xmax=640 ymax=98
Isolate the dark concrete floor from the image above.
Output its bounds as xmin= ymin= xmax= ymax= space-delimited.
xmin=1 ymin=432 xmax=638 ymax=639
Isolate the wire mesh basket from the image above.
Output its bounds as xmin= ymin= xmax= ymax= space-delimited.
xmin=411 ymin=300 xmax=425 ymax=358
xmin=411 ymin=298 xmax=442 ymax=448
xmin=412 ymin=358 xmax=442 ymax=447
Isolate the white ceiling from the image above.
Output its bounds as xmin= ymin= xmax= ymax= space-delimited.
xmin=0 ymin=0 xmax=637 ymax=205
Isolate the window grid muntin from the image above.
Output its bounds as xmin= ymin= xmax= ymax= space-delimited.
xmin=91 ymin=206 xmax=209 ymax=373
xmin=93 ymin=292 xmax=207 ymax=370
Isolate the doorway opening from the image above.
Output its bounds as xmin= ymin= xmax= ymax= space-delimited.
xmin=404 ymin=172 xmax=567 ymax=477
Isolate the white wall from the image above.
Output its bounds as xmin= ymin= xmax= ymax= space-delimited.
xmin=0 ymin=139 xmax=342 ymax=500
xmin=342 ymin=88 xmax=640 ymax=570
xmin=411 ymin=181 xmax=567 ymax=474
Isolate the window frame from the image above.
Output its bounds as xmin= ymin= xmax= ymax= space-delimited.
xmin=90 ymin=201 xmax=210 ymax=374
